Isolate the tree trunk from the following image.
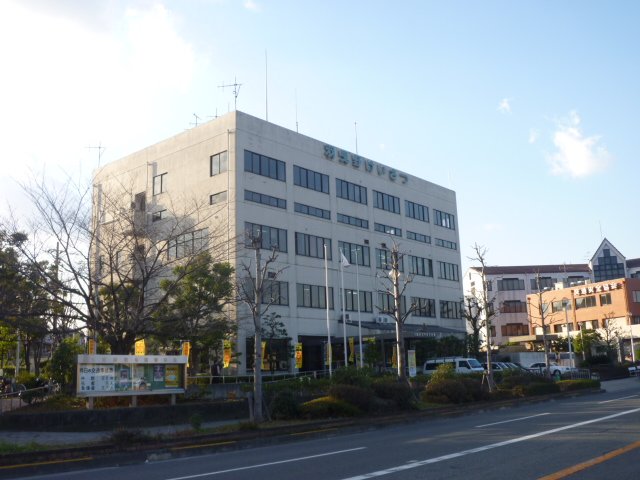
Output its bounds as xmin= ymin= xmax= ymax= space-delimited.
xmin=253 ymin=326 xmax=263 ymax=422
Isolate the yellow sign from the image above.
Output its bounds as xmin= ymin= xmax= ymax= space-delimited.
xmin=325 ymin=343 xmax=332 ymax=366
xmin=261 ymin=341 xmax=268 ymax=370
xmin=223 ymin=340 xmax=232 ymax=368
xmin=165 ymin=365 xmax=179 ymax=388
xmin=135 ymin=339 xmax=146 ymax=356
xmin=88 ymin=339 xmax=97 ymax=355
xmin=348 ymin=337 xmax=355 ymax=363
xmin=295 ymin=343 xmax=303 ymax=369
xmin=182 ymin=342 xmax=191 ymax=367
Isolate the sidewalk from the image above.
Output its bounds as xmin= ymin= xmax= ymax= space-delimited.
xmin=0 ymin=419 xmax=242 ymax=447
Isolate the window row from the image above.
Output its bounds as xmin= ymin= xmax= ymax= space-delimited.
xmin=435 ymin=238 xmax=457 ymax=250
xmin=167 ymin=228 xmax=208 ymax=260
xmin=245 ymin=190 xmax=286 ymax=209
xmin=244 ymin=150 xmax=286 ymax=181
xmin=337 ymin=213 xmax=369 ymax=229
xmin=373 ymin=190 xmax=401 ymax=214
xmin=294 ymin=165 xmax=329 ymax=193
xmin=294 ymin=202 xmax=331 ymax=220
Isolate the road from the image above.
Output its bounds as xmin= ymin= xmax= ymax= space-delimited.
xmin=8 ymin=378 xmax=640 ymax=480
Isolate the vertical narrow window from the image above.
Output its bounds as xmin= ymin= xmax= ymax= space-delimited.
xmin=153 ymin=173 xmax=167 ymax=195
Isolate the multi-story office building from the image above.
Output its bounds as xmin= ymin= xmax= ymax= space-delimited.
xmin=464 ymin=238 xmax=640 ymax=348
xmin=94 ymin=111 xmax=465 ymax=373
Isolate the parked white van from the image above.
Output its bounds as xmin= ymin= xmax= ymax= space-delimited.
xmin=422 ymin=357 xmax=484 ymax=375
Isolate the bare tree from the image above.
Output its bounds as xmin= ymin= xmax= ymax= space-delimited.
xmin=236 ymin=230 xmax=286 ymax=423
xmin=376 ymin=241 xmax=418 ymax=380
xmin=462 ymin=295 xmax=484 ymax=358
xmin=468 ymin=244 xmax=498 ymax=391
xmin=13 ymin=173 xmax=229 ymax=354
xmin=528 ymin=272 xmax=555 ymax=377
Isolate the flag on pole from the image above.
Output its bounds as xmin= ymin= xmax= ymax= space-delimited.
xmin=340 ymin=252 xmax=351 ymax=268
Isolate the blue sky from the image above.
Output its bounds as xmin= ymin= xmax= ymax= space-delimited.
xmin=1 ymin=0 xmax=638 ymax=271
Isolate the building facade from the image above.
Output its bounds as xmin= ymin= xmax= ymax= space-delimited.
xmin=94 ymin=111 xmax=465 ymax=373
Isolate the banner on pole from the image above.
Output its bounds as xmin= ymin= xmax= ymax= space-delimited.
xmin=295 ymin=343 xmax=303 ymax=369
xmin=348 ymin=337 xmax=355 ymax=363
xmin=408 ymin=349 xmax=417 ymax=377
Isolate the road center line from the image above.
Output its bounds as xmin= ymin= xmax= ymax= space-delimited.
xmin=598 ymin=394 xmax=638 ymax=404
xmin=476 ymin=413 xmax=550 ymax=428
xmin=340 ymin=407 xmax=640 ymax=480
xmin=164 ymin=447 xmax=366 ymax=480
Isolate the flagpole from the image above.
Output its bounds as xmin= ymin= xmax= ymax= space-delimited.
xmin=324 ymin=243 xmax=332 ymax=377
xmin=355 ymin=248 xmax=363 ymax=368
xmin=340 ymin=248 xmax=348 ymax=367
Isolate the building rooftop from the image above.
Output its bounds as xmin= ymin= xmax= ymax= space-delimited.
xmin=468 ymin=264 xmax=590 ymax=275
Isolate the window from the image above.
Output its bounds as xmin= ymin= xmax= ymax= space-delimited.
xmin=438 ymin=261 xmax=459 ymax=281
xmin=336 ymin=178 xmax=367 ymax=204
xmin=412 ymin=297 xmax=436 ymax=318
xmin=567 ymin=276 xmax=588 ymax=286
xmin=407 ymin=231 xmax=430 ymax=243
xmin=501 ymin=300 xmax=527 ymax=313
xmin=344 ymin=290 xmax=373 ymax=312
xmin=593 ymin=248 xmax=626 ymax=282
xmin=262 ymin=280 xmax=289 ymax=305
xmin=552 ymin=301 xmax=571 ymax=313
xmin=434 ymin=209 xmax=455 ymax=230
xmin=600 ymin=293 xmax=612 ymax=305
xmin=575 ymin=296 xmax=597 ymax=309
xmin=294 ymin=202 xmax=330 ymax=220
xmin=375 ymin=248 xmax=404 ymax=271
xmin=337 ymin=213 xmax=369 ymax=229
xmin=210 ymin=191 xmax=228 ymax=205
xmin=210 ymin=151 xmax=228 ymax=176
xmin=244 ymin=222 xmax=288 ymax=252
xmin=151 ymin=210 xmax=166 ymax=222
xmin=373 ymin=191 xmax=400 ymax=213
xmin=530 ymin=277 xmax=557 ymax=290
xmin=244 ymin=150 xmax=286 ymax=181
xmin=440 ymin=300 xmax=462 ymax=319
xmin=497 ymin=278 xmax=525 ymax=291
xmin=502 ymin=324 xmax=529 ymax=336
xmin=167 ymin=228 xmax=208 ymax=259
xmin=297 ymin=284 xmax=333 ymax=309
xmin=294 ymin=165 xmax=329 ymax=193
xmin=374 ymin=223 xmax=402 ymax=236
xmin=378 ymin=292 xmax=406 ymax=314
xmin=580 ymin=320 xmax=599 ymax=330
xmin=153 ymin=173 xmax=167 ymax=195
xmin=338 ymin=241 xmax=370 ymax=267
xmin=435 ymin=238 xmax=457 ymax=250
xmin=244 ymin=190 xmax=286 ymax=209
xmin=632 ymin=291 xmax=640 ymax=303
xmin=295 ymin=233 xmax=331 ymax=259
xmin=405 ymin=200 xmax=428 ymax=222
xmin=408 ymin=255 xmax=433 ymax=277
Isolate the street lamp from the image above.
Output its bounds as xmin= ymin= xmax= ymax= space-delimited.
xmin=563 ymin=299 xmax=574 ymax=375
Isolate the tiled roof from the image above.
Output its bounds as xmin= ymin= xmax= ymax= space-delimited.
xmin=468 ymin=264 xmax=590 ymax=275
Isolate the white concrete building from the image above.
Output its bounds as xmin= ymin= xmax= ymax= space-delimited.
xmin=95 ymin=111 xmax=464 ymax=373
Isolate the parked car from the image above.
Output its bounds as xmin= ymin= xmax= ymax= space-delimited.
xmin=527 ymin=362 xmax=573 ymax=377
xmin=422 ymin=357 xmax=484 ymax=375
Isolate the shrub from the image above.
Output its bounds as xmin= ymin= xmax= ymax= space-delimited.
xmin=499 ymin=371 xmax=542 ymax=389
xmin=557 ymin=379 xmax=600 ymax=392
xmin=329 ymin=384 xmax=374 ymax=412
xmin=331 ymin=366 xmax=374 ymax=389
xmin=513 ymin=382 xmax=560 ymax=396
xmin=269 ymin=389 xmax=300 ymax=420
xmin=459 ymin=377 xmax=485 ymax=402
xmin=429 ymin=363 xmax=456 ymax=383
xmin=299 ymin=396 xmax=361 ymax=418
xmin=423 ymin=378 xmax=471 ymax=404
xmin=371 ymin=378 xmax=415 ymax=410
xmin=189 ymin=413 xmax=203 ymax=431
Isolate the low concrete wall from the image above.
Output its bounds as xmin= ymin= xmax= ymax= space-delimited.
xmin=0 ymin=399 xmax=249 ymax=432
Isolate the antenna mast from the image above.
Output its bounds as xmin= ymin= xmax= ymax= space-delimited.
xmin=87 ymin=142 xmax=106 ymax=167
xmin=219 ymin=77 xmax=242 ymax=111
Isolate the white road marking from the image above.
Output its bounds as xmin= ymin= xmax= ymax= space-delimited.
xmin=163 ymin=447 xmax=366 ymax=480
xmin=598 ymin=394 xmax=638 ymax=404
xmin=340 ymin=407 xmax=640 ymax=480
xmin=475 ymin=412 xmax=550 ymax=428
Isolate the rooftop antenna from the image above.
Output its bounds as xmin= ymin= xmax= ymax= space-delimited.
xmin=190 ymin=113 xmax=201 ymax=128
xmin=599 ymin=220 xmax=603 ymax=239
xmin=265 ymin=50 xmax=269 ymax=122
xmin=295 ymin=89 xmax=299 ymax=133
xmin=86 ymin=142 xmax=105 ymax=168
xmin=354 ymin=121 xmax=358 ymax=154
xmin=219 ymin=77 xmax=242 ymax=111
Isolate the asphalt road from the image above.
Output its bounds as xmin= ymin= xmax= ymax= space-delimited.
xmin=9 ymin=378 xmax=640 ymax=480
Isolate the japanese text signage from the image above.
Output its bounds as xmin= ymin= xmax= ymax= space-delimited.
xmin=576 ymin=282 xmax=622 ymax=296
xmin=323 ymin=145 xmax=409 ymax=184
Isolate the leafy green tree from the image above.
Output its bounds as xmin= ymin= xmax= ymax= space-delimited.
xmin=261 ymin=313 xmax=294 ymax=374
xmin=156 ymin=252 xmax=234 ymax=374
xmin=46 ymin=337 xmax=84 ymax=393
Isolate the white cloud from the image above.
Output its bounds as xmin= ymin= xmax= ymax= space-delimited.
xmin=497 ymin=98 xmax=512 ymax=114
xmin=528 ymin=129 xmax=539 ymax=144
xmin=244 ymin=1 xmax=261 ymax=12
xmin=547 ymin=111 xmax=612 ymax=178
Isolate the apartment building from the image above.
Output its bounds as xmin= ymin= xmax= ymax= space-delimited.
xmin=94 ymin=111 xmax=465 ymax=373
